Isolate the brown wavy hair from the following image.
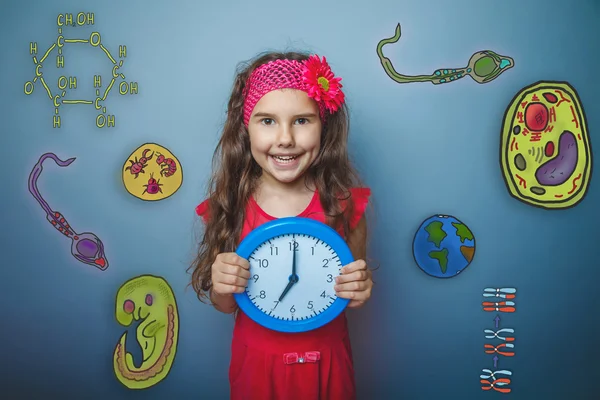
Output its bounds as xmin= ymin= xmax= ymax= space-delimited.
xmin=188 ymin=50 xmax=366 ymax=303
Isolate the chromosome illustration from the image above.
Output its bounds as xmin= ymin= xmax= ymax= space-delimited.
xmin=113 ymin=275 xmax=179 ymax=390
xmin=28 ymin=152 xmax=108 ymax=270
xmin=483 ymin=288 xmax=515 ymax=300
xmin=484 ymin=328 xmax=515 ymax=342
xmin=122 ymin=143 xmax=183 ymax=201
xmin=376 ymin=23 xmax=514 ymax=85
xmin=482 ymin=288 xmax=516 ymax=312
xmin=412 ymin=214 xmax=475 ymax=278
xmin=500 ymin=81 xmax=592 ymax=209
xmin=23 ymin=12 xmax=139 ymax=128
xmin=482 ymin=301 xmax=515 ymax=312
xmin=480 ymin=288 xmax=516 ymax=394
xmin=480 ymin=369 xmax=512 ymax=394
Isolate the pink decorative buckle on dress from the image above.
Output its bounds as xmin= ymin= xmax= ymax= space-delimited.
xmin=283 ymin=351 xmax=321 ymax=364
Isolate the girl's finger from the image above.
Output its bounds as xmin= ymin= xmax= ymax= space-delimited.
xmin=221 ymin=263 xmax=251 ymax=279
xmin=341 ymin=259 xmax=367 ymax=274
xmin=336 ymin=290 xmax=370 ymax=302
xmin=335 ymin=270 xmax=368 ymax=284
xmin=334 ymin=281 xmax=368 ymax=292
xmin=213 ymin=283 xmax=245 ymax=295
xmin=216 ymin=271 xmax=248 ymax=287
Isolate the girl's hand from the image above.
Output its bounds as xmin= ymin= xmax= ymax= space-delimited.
xmin=211 ymin=252 xmax=250 ymax=296
xmin=334 ymin=259 xmax=373 ymax=308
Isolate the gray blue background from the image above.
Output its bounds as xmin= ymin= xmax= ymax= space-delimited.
xmin=1 ymin=0 xmax=598 ymax=398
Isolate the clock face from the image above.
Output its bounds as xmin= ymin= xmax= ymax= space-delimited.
xmin=246 ymin=233 xmax=342 ymax=322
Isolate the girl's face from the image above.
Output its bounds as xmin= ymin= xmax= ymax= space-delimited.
xmin=247 ymin=89 xmax=322 ymax=187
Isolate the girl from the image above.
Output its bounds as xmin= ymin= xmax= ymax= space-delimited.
xmin=190 ymin=51 xmax=373 ymax=399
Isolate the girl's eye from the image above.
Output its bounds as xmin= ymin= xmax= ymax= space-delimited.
xmin=261 ymin=118 xmax=274 ymax=125
xmin=296 ymin=118 xmax=308 ymax=124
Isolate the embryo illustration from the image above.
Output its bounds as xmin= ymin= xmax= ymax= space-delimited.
xmin=113 ymin=274 xmax=180 ymax=389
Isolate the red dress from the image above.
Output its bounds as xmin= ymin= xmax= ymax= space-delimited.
xmin=196 ymin=187 xmax=371 ymax=400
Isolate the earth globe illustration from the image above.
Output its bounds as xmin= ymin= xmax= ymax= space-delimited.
xmin=412 ymin=214 xmax=476 ymax=278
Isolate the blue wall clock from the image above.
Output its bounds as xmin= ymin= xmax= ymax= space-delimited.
xmin=234 ymin=217 xmax=353 ymax=333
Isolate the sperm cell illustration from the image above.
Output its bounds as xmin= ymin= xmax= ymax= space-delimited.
xmin=376 ymin=23 xmax=514 ymax=85
xmin=28 ymin=152 xmax=108 ymax=270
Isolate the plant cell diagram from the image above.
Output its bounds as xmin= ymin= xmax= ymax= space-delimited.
xmin=499 ymin=81 xmax=592 ymax=209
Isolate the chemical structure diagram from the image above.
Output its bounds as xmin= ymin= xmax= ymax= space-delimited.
xmin=23 ymin=12 xmax=139 ymax=128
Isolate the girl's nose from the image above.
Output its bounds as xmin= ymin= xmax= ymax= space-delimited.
xmin=276 ymin=126 xmax=294 ymax=147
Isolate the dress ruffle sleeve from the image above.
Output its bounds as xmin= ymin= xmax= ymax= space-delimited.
xmin=348 ymin=187 xmax=371 ymax=230
xmin=195 ymin=199 xmax=209 ymax=223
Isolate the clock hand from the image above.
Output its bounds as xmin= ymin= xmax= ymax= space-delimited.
xmin=279 ymin=248 xmax=299 ymax=301
xmin=278 ymin=278 xmax=295 ymax=302
xmin=292 ymin=242 xmax=296 ymax=276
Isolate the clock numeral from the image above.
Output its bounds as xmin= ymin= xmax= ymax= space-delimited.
xmin=289 ymin=241 xmax=299 ymax=251
xmin=270 ymin=246 xmax=278 ymax=256
xmin=259 ymin=290 xmax=266 ymax=299
xmin=311 ymin=246 xmax=315 ymax=255
xmin=322 ymin=258 xmax=329 ymax=268
xmin=290 ymin=305 xmax=296 ymax=313
xmin=272 ymin=300 xmax=279 ymax=310
xmin=256 ymin=258 xmax=269 ymax=268
xmin=320 ymin=290 xmax=326 ymax=298
xmin=307 ymin=300 xmax=314 ymax=309
xmin=252 ymin=274 xmax=259 ymax=283
xmin=327 ymin=274 xmax=333 ymax=283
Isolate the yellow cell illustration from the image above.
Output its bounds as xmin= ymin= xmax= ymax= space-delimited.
xmin=500 ymin=81 xmax=592 ymax=209
xmin=113 ymin=275 xmax=179 ymax=390
xmin=122 ymin=143 xmax=183 ymax=201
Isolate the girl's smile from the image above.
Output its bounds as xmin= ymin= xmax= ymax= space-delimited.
xmin=269 ymin=153 xmax=301 ymax=168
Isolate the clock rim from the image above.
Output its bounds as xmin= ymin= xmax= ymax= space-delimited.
xmin=234 ymin=216 xmax=352 ymax=333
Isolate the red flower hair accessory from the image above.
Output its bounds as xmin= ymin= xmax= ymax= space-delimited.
xmin=242 ymin=55 xmax=346 ymax=127
xmin=302 ymin=55 xmax=345 ymax=113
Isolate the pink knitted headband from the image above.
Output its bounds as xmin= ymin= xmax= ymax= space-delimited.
xmin=242 ymin=55 xmax=345 ymax=127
